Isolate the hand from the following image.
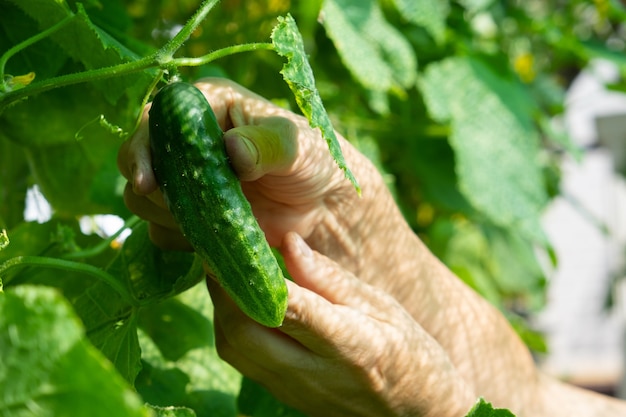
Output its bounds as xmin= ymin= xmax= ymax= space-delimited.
xmin=117 ymin=77 xmax=394 ymax=276
xmin=208 ymin=232 xmax=476 ymax=417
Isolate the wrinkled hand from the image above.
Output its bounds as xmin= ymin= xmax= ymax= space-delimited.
xmin=208 ymin=232 xmax=476 ymax=417
xmin=117 ymin=78 xmax=384 ymax=271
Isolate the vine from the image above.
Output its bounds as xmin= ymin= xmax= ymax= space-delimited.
xmin=0 ymin=0 xmax=274 ymax=112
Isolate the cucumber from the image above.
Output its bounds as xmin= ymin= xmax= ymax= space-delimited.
xmin=148 ymin=81 xmax=288 ymax=328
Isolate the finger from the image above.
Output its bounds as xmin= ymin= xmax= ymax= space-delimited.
xmin=194 ymin=78 xmax=289 ymax=129
xmin=122 ymin=183 xmax=177 ymax=228
xmin=279 ymin=233 xmax=406 ymax=348
xmin=281 ymin=232 xmax=397 ymax=315
xmin=195 ymin=78 xmax=347 ymax=188
xmin=206 ymin=277 xmax=319 ymax=372
xmin=117 ymin=104 xmax=158 ymax=195
xmin=147 ymin=222 xmax=191 ymax=252
xmin=212 ymin=313 xmax=278 ymax=381
xmin=224 ymin=117 xmax=298 ymax=181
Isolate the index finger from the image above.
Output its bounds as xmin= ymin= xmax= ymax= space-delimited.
xmin=117 ymin=104 xmax=159 ymax=196
xmin=194 ymin=77 xmax=293 ymax=130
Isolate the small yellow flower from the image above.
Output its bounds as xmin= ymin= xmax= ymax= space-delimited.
xmin=3 ymin=71 xmax=36 ymax=91
xmin=594 ymin=0 xmax=609 ymax=22
xmin=513 ymin=53 xmax=535 ymax=83
xmin=416 ymin=203 xmax=435 ymax=227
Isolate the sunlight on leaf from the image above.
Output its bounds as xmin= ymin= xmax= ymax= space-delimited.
xmin=147 ymin=404 xmax=197 ymax=417
xmin=420 ymin=56 xmax=548 ymax=243
xmin=238 ymin=377 xmax=307 ymax=417
xmin=466 ymin=398 xmax=516 ymax=416
xmin=321 ymin=0 xmax=417 ymax=91
xmin=391 ymin=0 xmax=449 ymax=43
xmin=0 ymin=229 xmax=8 ymax=251
xmin=271 ymin=14 xmax=360 ymax=194
xmin=0 ymin=285 xmax=149 ymax=417
xmin=136 ymin=284 xmax=241 ymax=417
xmin=459 ymin=0 xmax=497 ymax=13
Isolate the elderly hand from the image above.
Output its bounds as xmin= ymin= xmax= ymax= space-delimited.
xmin=117 ymin=77 xmax=403 ymax=279
xmin=208 ymin=232 xmax=476 ymax=417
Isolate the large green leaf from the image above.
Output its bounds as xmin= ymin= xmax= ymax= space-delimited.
xmin=272 ymin=14 xmax=360 ymax=194
xmin=237 ymin=377 xmax=306 ymax=417
xmin=419 ymin=56 xmax=548 ymax=243
xmin=70 ymin=223 xmax=203 ymax=383
xmin=4 ymin=0 xmax=152 ymax=105
xmin=458 ymin=0 xmax=496 ymax=13
xmin=0 ymin=219 xmax=114 ymax=297
xmin=136 ymin=284 xmax=241 ymax=417
xmin=390 ymin=0 xmax=449 ymax=43
xmin=0 ymin=285 xmax=149 ymax=417
xmin=0 ymin=135 xmax=29 ymax=229
xmin=320 ymin=0 xmax=417 ymax=91
xmin=0 ymin=0 xmax=156 ymax=217
xmin=105 ymin=222 xmax=203 ymax=305
xmin=72 ymin=282 xmax=139 ymax=383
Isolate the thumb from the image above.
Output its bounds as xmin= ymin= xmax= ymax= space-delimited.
xmin=223 ymin=116 xmax=298 ymax=181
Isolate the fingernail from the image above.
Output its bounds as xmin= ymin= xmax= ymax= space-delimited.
xmin=294 ymin=234 xmax=312 ymax=258
xmin=240 ymin=135 xmax=260 ymax=165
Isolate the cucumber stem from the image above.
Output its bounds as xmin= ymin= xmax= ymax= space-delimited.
xmin=157 ymin=0 xmax=221 ymax=64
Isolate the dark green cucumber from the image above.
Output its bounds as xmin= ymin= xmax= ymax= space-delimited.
xmin=148 ymin=81 xmax=288 ymax=327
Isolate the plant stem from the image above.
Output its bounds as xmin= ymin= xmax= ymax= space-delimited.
xmin=0 ymin=15 xmax=74 ymax=86
xmin=157 ymin=0 xmax=221 ymax=63
xmin=0 ymin=56 xmax=157 ymax=111
xmin=171 ymin=42 xmax=275 ymax=67
xmin=63 ymin=215 xmax=142 ymax=260
xmin=0 ymin=256 xmax=134 ymax=305
xmin=0 ymin=0 xmax=267 ymax=112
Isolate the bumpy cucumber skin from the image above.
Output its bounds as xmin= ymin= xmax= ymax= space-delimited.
xmin=148 ymin=82 xmax=288 ymax=328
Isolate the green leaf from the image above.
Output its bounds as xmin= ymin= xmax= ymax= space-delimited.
xmin=320 ymin=0 xmax=417 ymax=90
xmin=458 ymin=0 xmax=496 ymax=13
xmin=105 ymin=222 xmax=203 ymax=305
xmin=485 ymin=226 xmax=546 ymax=302
xmin=440 ymin=220 xmax=502 ymax=305
xmin=0 ymin=132 xmax=29 ymax=230
xmin=0 ymin=230 xmax=8 ymax=252
xmin=0 ymin=285 xmax=149 ymax=417
xmin=272 ymin=14 xmax=360 ymax=194
xmin=72 ymin=280 xmax=140 ymax=383
xmin=147 ymin=405 xmax=197 ymax=417
xmin=0 ymin=1 xmax=156 ymax=217
xmin=16 ymin=85 xmax=134 ymax=216
xmin=138 ymin=297 xmax=213 ymax=362
xmin=5 ymin=0 xmax=152 ymax=104
xmin=0 ymin=219 xmax=114 ymax=297
xmin=465 ymin=398 xmax=516 ymax=416
xmin=136 ymin=284 xmax=241 ymax=417
xmin=419 ymin=56 xmax=548 ymax=243
xmin=237 ymin=377 xmax=307 ymax=417
xmin=70 ymin=223 xmax=202 ymax=383
xmin=390 ymin=0 xmax=449 ymax=43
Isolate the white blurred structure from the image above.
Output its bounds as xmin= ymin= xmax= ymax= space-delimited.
xmin=537 ymin=59 xmax=626 ymax=395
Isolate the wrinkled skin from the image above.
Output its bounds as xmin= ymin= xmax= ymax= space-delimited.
xmin=210 ymin=232 xmax=474 ymax=417
xmin=118 ymin=78 xmax=626 ymax=417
